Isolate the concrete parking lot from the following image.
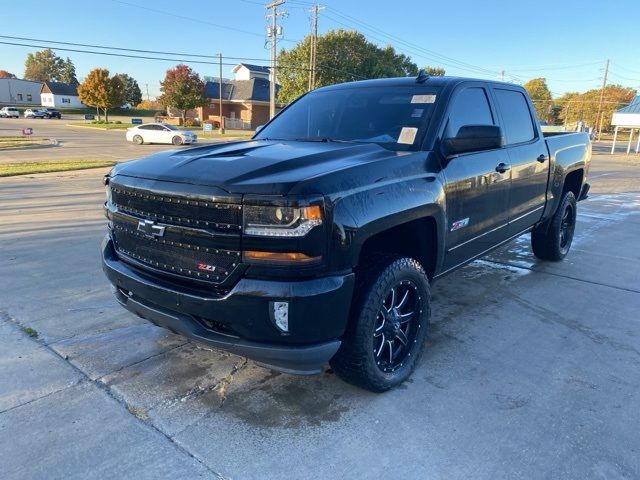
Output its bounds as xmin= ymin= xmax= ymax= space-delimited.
xmin=1 ymin=146 xmax=639 ymax=479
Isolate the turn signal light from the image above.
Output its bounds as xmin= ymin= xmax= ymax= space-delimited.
xmin=243 ymin=250 xmax=321 ymax=265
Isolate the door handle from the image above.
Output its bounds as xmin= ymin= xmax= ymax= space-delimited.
xmin=537 ymin=154 xmax=548 ymax=163
xmin=495 ymin=162 xmax=511 ymax=174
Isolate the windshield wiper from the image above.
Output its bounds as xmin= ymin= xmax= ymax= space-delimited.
xmin=294 ymin=137 xmax=352 ymax=143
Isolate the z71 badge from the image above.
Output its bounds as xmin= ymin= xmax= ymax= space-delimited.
xmin=451 ymin=218 xmax=470 ymax=231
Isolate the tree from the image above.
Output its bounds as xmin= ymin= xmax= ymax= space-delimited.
xmin=136 ymin=99 xmax=163 ymax=110
xmin=0 ymin=70 xmax=16 ymax=78
xmin=560 ymin=85 xmax=635 ymax=131
xmin=159 ymin=64 xmax=206 ymax=124
xmin=423 ymin=66 xmax=445 ymax=76
xmin=60 ymin=57 xmax=79 ymax=85
xmin=115 ymin=73 xmax=143 ymax=107
xmin=77 ymin=68 xmax=125 ymax=122
xmin=523 ymin=77 xmax=553 ymax=123
xmin=24 ymin=49 xmax=65 ymax=82
xmin=277 ymin=29 xmax=419 ymax=103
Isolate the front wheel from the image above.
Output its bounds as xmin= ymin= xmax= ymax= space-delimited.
xmin=330 ymin=257 xmax=431 ymax=392
xmin=172 ymin=136 xmax=183 ymax=146
xmin=531 ymin=191 xmax=577 ymax=261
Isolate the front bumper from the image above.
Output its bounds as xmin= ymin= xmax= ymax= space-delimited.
xmin=101 ymin=237 xmax=354 ymax=374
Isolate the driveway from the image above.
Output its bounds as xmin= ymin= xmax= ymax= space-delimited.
xmin=0 ymin=150 xmax=639 ymax=479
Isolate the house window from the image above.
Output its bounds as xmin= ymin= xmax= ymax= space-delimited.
xmin=62 ymin=98 xmax=70 ymax=104
xmin=27 ymin=94 xmax=32 ymax=101
xmin=17 ymin=94 xmax=23 ymax=101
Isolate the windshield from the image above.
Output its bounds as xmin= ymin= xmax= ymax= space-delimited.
xmin=255 ymin=85 xmax=440 ymax=150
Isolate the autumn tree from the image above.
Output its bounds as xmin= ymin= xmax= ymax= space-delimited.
xmin=277 ymin=29 xmax=419 ymax=103
xmin=77 ymin=68 xmax=125 ymax=122
xmin=60 ymin=58 xmax=79 ymax=85
xmin=559 ymin=85 xmax=635 ymax=131
xmin=136 ymin=99 xmax=163 ymax=110
xmin=159 ymin=64 xmax=206 ymax=124
xmin=115 ymin=73 xmax=143 ymax=107
xmin=423 ymin=66 xmax=445 ymax=76
xmin=24 ymin=49 xmax=65 ymax=81
xmin=523 ymin=77 xmax=553 ymax=123
xmin=0 ymin=70 xmax=16 ymax=78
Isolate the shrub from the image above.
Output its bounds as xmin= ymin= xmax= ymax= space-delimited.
xmin=184 ymin=118 xmax=200 ymax=127
xmin=115 ymin=120 xmax=122 ymax=124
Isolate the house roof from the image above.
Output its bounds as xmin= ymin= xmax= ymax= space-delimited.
xmin=616 ymin=96 xmax=640 ymax=114
xmin=204 ymin=77 xmax=277 ymax=103
xmin=41 ymin=81 xmax=78 ymax=96
xmin=231 ymin=63 xmax=271 ymax=75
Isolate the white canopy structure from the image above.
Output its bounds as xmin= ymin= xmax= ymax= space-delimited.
xmin=611 ymin=96 xmax=640 ymax=154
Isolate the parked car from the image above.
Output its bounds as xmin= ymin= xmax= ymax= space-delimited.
xmin=0 ymin=106 xmax=19 ymax=118
xmin=125 ymin=123 xmax=197 ymax=145
xmin=24 ymin=109 xmax=46 ymax=119
xmin=40 ymin=108 xmax=62 ymax=119
xmin=102 ymin=74 xmax=591 ymax=392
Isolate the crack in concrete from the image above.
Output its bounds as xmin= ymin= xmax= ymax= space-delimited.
xmin=0 ymin=309 xmax=229 ymax=480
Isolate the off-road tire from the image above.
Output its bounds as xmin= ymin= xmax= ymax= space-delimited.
xmin=330 ymin=256 xmax=431 ymax=392
xmin=531 ymin=191 xmax=577 ymax=261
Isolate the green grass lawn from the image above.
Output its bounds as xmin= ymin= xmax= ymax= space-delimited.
xmin=0 ymin=136 xmax=50 ymax=148
xmin=0 ymin=160 xmax=115 ymax=177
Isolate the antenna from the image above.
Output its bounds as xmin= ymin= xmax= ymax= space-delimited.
xmin=416 ymin=69 xmax=429 ymax=83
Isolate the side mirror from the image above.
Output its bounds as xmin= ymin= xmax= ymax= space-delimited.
xmin=255 ymin=125 xmax=265 ymax=134
xmin=443 ymin=125 xmax=504 ymax=157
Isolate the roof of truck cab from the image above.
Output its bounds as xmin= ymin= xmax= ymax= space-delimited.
xmin=315 ymin=76 xmax=521 ymax=91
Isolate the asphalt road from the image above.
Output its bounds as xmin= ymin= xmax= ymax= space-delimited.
xmin=0 ymin=117 xmax=240 ymax=163
xmin=0 ymin=150 xmax=639 ymax=479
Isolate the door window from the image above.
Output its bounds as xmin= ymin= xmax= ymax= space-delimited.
xmin=445 ymin=87 xmax=494 ymax=139
xmin=494 ymin=89 xmax=536 ymax=145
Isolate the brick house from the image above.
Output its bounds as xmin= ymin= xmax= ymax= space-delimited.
xmin=197 ymin=64 xmax=281 ymax=130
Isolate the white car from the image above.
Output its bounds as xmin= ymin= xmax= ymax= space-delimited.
xmin=125 ymin=123 xmax=197 ymax=146
xmin=0 ymin=106 xmax=19 ymax=118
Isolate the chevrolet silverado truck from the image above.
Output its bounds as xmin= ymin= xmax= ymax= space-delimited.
xmin=102 ymin=74 xmax=591 ymax=392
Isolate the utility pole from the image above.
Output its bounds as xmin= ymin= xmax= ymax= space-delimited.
xmin=266 ymin=0 xmax=286 ymax=119
xmin=218 ymin=53 xmax=224 ymax=134
xmin=500 ymin=70 xmax=505 ymax=82
xmin=308 ymin=4 xmax=324 ymax=91
xmin=595 ymin=58 xmax=609 ymax=141
xmin=145 ymin=83 xmax=149 ymax=101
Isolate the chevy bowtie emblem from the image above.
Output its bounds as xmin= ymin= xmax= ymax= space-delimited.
xmin=137 ymin=219 xmax=166 ymax=238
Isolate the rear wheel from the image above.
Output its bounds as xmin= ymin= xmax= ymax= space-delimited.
xmin=133 ymin=135 xmax=144 ymax=145
xmin=172 ymin=136 xmax=183 ymax=146
xmin=531 ymin=191 xmax=577 ymax=261
xmin=330 ymin=256 xmax=431 ymax=392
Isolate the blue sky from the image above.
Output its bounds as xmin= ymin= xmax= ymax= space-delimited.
xmin=1 ymin=0 xmax=638 ymax=99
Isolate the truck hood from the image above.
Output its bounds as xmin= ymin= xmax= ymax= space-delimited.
xmin=112 ymin=140 xmax=405 ymax=195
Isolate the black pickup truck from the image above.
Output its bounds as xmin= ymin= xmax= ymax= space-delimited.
xmin=102 ymin=75 xmax=591 ymax=391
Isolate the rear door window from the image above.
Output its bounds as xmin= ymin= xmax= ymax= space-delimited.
xmin=445 ymin=87 xmax=494 ymax=138
xmin=494 ymin=89 xmax=536 ymax=145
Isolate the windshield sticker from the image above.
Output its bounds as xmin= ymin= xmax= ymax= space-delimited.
xmin=398 ymin=127 xmax=418 ymax=144
xmin=411 ymin=94 xmax=436 ymax=104
xmin=411 ymin=108 xmax=424 ymax=118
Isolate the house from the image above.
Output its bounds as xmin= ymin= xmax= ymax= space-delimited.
xmin=40 ymin=82 xmax=84 ymax=108
xmin=610 ymin=96 xmax=640 ymax=154
xmin=0 ymin=78 xmax=43 ymax=105
xmin=196 ymin=64 xmax=281 ymax=130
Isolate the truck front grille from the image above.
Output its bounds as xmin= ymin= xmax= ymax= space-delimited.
xmin=112 ymin=221 xmax=240 ymax=283
xmin=111 ymin=185 xmax=242 ymax=232
xmin=109 ymin=183 xmax=242 ymax=285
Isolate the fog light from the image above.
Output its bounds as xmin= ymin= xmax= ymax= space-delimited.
xmin=272 ymin=301 xmax=289 ymax=332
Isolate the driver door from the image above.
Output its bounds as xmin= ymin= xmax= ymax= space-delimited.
xmin=441 ymin=86 xmax=512 ymax=270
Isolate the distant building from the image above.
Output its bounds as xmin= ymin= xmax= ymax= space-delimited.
xmin=0 ymin=78 xmax=43 ymax=105
xmin=197 ymin=64 xmax=280 ymax=130
xmin=610 ymin=96 xmax=640 ymax=154
xmin=40 ymin=81 xmax=84 ymax=108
